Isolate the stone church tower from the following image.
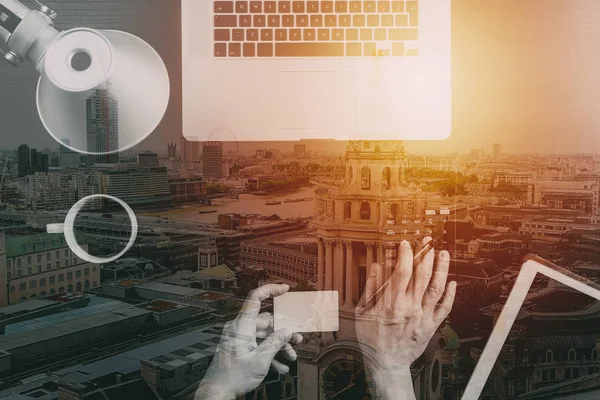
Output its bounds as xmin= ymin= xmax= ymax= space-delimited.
xmin=297 ymin=141 xmax=446 ymax=400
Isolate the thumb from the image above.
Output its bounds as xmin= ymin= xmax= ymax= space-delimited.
xmin=256 ymin=329 xmax=293 ymax=360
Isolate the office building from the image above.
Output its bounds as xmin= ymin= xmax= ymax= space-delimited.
xmin=96 ymin=164 xmax=172 ymax=207
xmin=86 ymin=89 xmax=120 ymax=166
xmin=137 ymin=152 xmax=159 ymax=167
xmin=493 ymin=143 xmax=501 ymax=159
xmin=169 ymin=177 xmax=206 ymax=203
xmin=180 ymin=137 xmax=200 ymax=163
xmin=17 ymin=144 xmax=30 ymax=178
xmin=527 ymin=180 xmax=600 ymax=214
xmin=0 ymin=231 xmax=100 ymax=307
xmin=294 ymin=143 xmax=307 ymax=155
xmin=202 ymin=141 xmax=223 ymax=179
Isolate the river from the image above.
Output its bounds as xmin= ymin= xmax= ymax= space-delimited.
xmin=142 ymin=185 xmax=317 ymax=224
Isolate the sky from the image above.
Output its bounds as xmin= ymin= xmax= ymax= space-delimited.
xmin=2 ymin=0 xmax=600 ymax=154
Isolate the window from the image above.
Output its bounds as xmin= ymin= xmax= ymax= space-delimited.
xmin=17 ymin=258 xmax=21 ymax=267
xmin=361 ymin=167 xmax=371 ymax=190
xmin=27 ymin=256 xmax=31 ymax=265
xmin=55 ymin=251 xmax=60 ymax=258
xmin=542 ymin=370 xmax=548 ymax=382
xmin=27 ymin=267 xmax=32 ymax=275
xmin=565 ymin=368 xmax=571 ymax=380
xmin=360 ymin=202 xmax=371 ymax=220
xmin=7 ymin=260 xmax=10 ymax=268
xmin=84 ymin=280 xmax=90 ymax=290
xmin=73 ymin=257 xmax=78 ymax=265
xmin=56 ymin=261 xmax=60 ymax=268
xmin=49 ymin=276 xmax=55 ymax=284
xmin=76 ymin=282 xmax=82 ymax=292
xmin=37 ymin=254 xmax=41 ymax=262
xmin=390 ymin=203 xmax=399 ymax=222
xmin=67 ymin=284 xmax=73 ymax=293
xmin=549 ymin=369 xmax=556 ymax=380
xmin=381 ymin=167 xmax=391 ymax=190
xmin=47 ymin=263 xmax=51 ymax=271
xmin=17 ymin=269 xmax=22 ymax=278
xmin=344 ymin=202 xmax=352 ymax=220
xmin=30 ymin=281 xmax=36 ymax=289
xmin=46 ymin=252 xmax=50 ymax=260
xmin=84 ymin=268 xmax=89 ymax=276
xmin=19 ymin=283 xmax=26 ymax=291
xmin=67 ymin=272 xmax=73 ymax=280
xmin=201 ymin=255 xmax=207 ymax=267
xmin=545 ymin=349 xmax=553 ymax=362
xmin=64 ymin=249 xmax=69 ymax=257
xmin=40 ymin=278 xmax=46 ymax=287
xmin=58 ymin=274 xmax=64 ymax=282
xmin=568 ymin=348 xmax=576 ymax=361
xmin=37 ymin=266 xmax=41 ymax=273
xmin=7 ymin=271 xmax=11 ymax=280
xmin=92 ymin=267 xmax=97 ymax=272
xmin=76 ymin=270 xmax=81 ymax=278
xmin=58 ymin=286 xmax=64 ymax=293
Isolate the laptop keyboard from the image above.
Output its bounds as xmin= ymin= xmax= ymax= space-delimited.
xmin=213 ymin=1 xmax=419 ymax=57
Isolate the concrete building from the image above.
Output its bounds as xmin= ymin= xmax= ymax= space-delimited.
xmin=493 ymin=143 xmax=501 ymax=159
xmin=240 ymin=233 xmax=318 ymax=284
xmin=494 ymin=171 xmax=532 ymax=189
xmin=169 ymin=177 xmax=206 ymax=203
xmin=137 ymin=152 xmax=159 ymax=167
xmin=86 ymin=89 xmax=119 ymax=166
xmin=167 ymin=142 xmax=177 ymax=159
xmin=0 ymin=232 xmax=100 ymax=306
xmin=527 ymin=180 xmax=600 ymax=214
xmin=201 ymin=142 xmax=223 ymax=179
xmin=96 ymin=164 xmax=172 ymax=208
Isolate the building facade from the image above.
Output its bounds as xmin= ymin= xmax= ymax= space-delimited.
xmin=0 ymin=232 xmax=100 ymax=307
xmin=86 ymin=89 xmax=119 ymax=166
xmin=202 ymin=141 xmax=223 ymax=179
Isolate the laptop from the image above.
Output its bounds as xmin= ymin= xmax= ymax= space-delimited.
xmin=182 ymin=0 xmax=451 ymax=142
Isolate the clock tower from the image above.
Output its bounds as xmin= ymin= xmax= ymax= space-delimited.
xmin=297 ymin=141 xmax=446 ymax=400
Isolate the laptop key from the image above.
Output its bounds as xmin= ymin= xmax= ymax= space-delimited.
xmin=360 ymin=28 xmax=373 ymax=41
xmin=264 ymin=1 xmax=276 ymax=13
xmin=276 ymin=29 xmax=288 ymax=41
xmin=377 ymin=1 xmax=390 ymax=13
xmin=250 ymin=1 xmax=262 ymax=12
xmin=239 ymin=15 xmax=252 ymax=27
xmin=325 ymin=15 xmax=337 ymax=27
xmin=243 ymin=43 xmax=256 ymax=57
xmin=346 ymin=42 xmax=361 ymax=56
xmin=268 ymin=15 xmax=280 ymax=27
xmin=335 ymin=1 xmax=348 ymax=13
xmin=389 ymin=28 xmax=418 ymax=40
xmin=382 ymin=14 xmax=394 ymax=27
xmin=353 ymin=15 xmax=365 ymax=27
xmin=339 ymin=15 xmax=351 ymax=26
xmin=395 ymin=14 xmax=408 ymax=26
xmin=346 ymin=28 xmax=358 ymax=40
xmin=283 ymin=15 xmax=295 ymax=26
xmin=228 ymin=43 xmax=241 ymax=57
xmin=311 ymin=15 xmax=323 ymax=27
xmin=307 ymin=1 xmax=319 ymax=13
xmin=332 ymin=29 xmax=344 ymax=40
xmin=275 ymin=43 xmax=344 ymax=56
xmin=293 ymin=1 xmax=305 ymax=12
xmin=214 ymin=1 xmax=234 ymax=13
xmin=364 ymin=1 xmax=376 ymax=13
xmin=290 ymin=29 xmax=302 ymax=40
xmin=235 ymin=1 xmax=248 ymax=13
xmin=261 ymin=29 xmax=273 ymax=40
xmin=318 ymin=29 xmax=331 ymax=40
xmin=254 ymin=15 xmax=266 ymax=27
xmin=364 ymin=42 xmax=376 ymax=56
xmin=278 ymin=1 xmax=291 ymax=13
xmin=214 ymin=29 xmax=231 ymax=41
xmin=367 ymin=15 xmax=379 ymax=27
xmin=297 ymin=15 xmax=309 ymax=27
xmin=247 ymin=29 xmax=259 ymax=40
xmin=214 ymin=43 xmax=227 ymax=57
xmin=258 ymin=43 xmax=274 ymax=56
xmin=321 ymin=1 xmax=334 ymax=13
xmin=374 ymin=28 xmax=386 ymax=40
xmin=391 ymin=1 xmax=404 ymax=12
xmin=304 ymin=28 xmax=316 ymax=41
xmin=214 ymin=15 xmax=237 ymax=27
xmin=392 ymin=42 xmax=405 ymax=56
xmin=232 ymin=29 xmax=245 ymax=41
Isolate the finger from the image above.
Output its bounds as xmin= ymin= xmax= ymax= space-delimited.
xmin=291 ymin=332 xmax=303 ymax=345
xmin=392 ymin=241 xmax=413 ymax=298
xmin=237 ymin=284 xmax=289 ymax=336
xmin=256 ymin=329 xmax=293 ymax=360
xmin=279 ymin=342 xmax=297 ymax=361
xmin=422 ymin=250 xmax=450 ymax=312
xmin=433 ymin=281 xmax=457 ymax=325
xmin=375 ymin=262 xmax=385 ymax=312
xmin=256 ymin=312 xmax=273 ymax=331
xmin=359 ymin=263 xmax=380 ymax=309
xmin=269 ymin=358 xmax=290 ymax=375
xmin=409 ymin=236 xmax=435 ymax=302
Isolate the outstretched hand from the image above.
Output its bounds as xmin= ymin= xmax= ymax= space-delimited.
xmin=355 ymin=238 xmax=456 ymax=398
xmin=195 ymin=284 xmax=303 ymax=400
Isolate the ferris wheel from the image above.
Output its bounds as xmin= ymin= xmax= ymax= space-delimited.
xmin=207 ymin=126 xmax=239 ymax=156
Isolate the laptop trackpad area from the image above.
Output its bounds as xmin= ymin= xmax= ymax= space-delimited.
xmin=277 ymin=71 xmax=357 ymax=130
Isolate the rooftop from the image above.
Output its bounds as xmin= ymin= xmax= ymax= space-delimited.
xmin=135 ymin=300 xmax=186 ymax=313
xmin=5 ymin=233 xmax=87 ymax=258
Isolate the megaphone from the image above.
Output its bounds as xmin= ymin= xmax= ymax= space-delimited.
xmin=0 ymin=0 xmax=170 ymax=155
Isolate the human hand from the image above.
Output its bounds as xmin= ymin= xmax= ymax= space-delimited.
xmin=195 ymin=284 xmax=303 ymax=400
xmin=355 ymin=238 xmax=456 ymax=397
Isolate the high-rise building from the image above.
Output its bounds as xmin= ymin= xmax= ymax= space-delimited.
xmin=493 ymin=143 xmax=501 ymax=159
xmin=167 ymin=142 xmax=177 ymax=159
xmin=30 ymin=149 xmax=38 ymax=170
xmin=137 ymin=152 xmax=159 ymax=167
xmin=86 ymin=89 xmax=119 ymax=166
xmin=202 ymin=141 xmax=223 ymax=179
xmin=17 ymin=144 xmax=30 ymax=178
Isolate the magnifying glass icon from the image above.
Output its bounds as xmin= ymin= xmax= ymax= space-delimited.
xmin=46 ymin=194 xmax=138 ymax=264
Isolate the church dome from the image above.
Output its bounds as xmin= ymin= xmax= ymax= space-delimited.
xmin=441 ymin=321 xmax=460 ymax=351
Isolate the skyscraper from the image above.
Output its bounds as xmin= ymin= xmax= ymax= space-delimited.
xmin=59 ymin=138 xmax=81 ymax=167
xmin=86 ymin=89 xmax=119 ymax=166
xmin=17 ymin=144 xmax=30 ymax=178
xmin=493 ymin=143 xmax=501 ymax=159
xmin=202 ymin=141 xmax=223 ymax=179
xmin=167 ymin=142 xmax=177 ymax=159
